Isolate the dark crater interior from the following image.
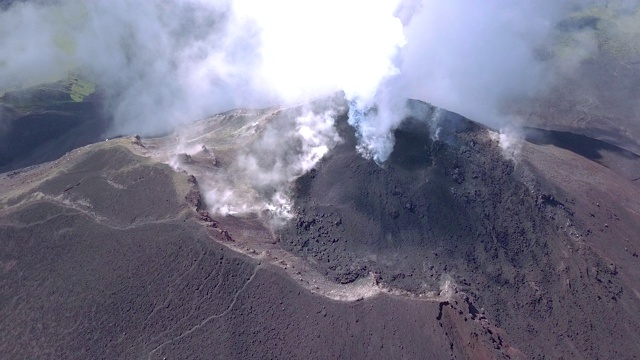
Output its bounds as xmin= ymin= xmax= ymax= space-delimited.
xmin=275 ymin=100 xmax=637 ymax=359
xmin=279 ymin=101 xmax=553 ymax=294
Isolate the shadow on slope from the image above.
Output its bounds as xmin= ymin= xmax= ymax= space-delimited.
xmin=0 ymin=79 xmax=110 ymax=173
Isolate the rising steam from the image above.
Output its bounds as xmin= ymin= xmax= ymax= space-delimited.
xmin=217 ymin=107 xmax=342 ymax=220
xmin=0 ymin=0 xmax=628 ymax=216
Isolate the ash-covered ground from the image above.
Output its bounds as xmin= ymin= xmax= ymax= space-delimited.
xmin=0 ymin=130 xmax=514 ymax=360
xmin=3 ymin=2 xmax=640 ymax=359
xmin=3 ymin=94 xmax=640 ymax=359
xmin=275 ymin=101 xmax=640 ymax=358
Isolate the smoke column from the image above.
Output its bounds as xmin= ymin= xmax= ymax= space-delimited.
xmin=0 ymin=0 xmax=617 ymax=160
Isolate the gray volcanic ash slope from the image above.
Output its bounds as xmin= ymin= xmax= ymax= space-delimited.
xmin=3 ymin=1 xmax=640 ymax=359
xmin=2 ymin=96 xmax=640 ymax=359
xmin=0 ymin=115 xmax=513 ymax=360
xmin=277 ymin=100 xmax=640 ymax=358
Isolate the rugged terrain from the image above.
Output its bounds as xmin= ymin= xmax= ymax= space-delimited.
xmin=0 ymin=134 xmax=515 ymax=359
xmin=277 ymin=103 xmax=640 ymax=358
xmin=2 ymin=93 xmax=640 ymax=358
xmin=2 ymin=3 xmax=640 ymax=359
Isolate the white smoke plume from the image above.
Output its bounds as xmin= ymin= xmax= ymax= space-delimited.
xmin=1 ymin=1 xmax=626 ymax=164
xmin=191 ymin=107 xmax=342 ymax=222
xmin=0 ymin=0 xmax=404 ymax=136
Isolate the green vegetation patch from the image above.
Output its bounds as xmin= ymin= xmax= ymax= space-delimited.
xmin=68 ymin=76 xmax=96 ymax=102
xmin=0 ymin=74 xmax=96 ymax=112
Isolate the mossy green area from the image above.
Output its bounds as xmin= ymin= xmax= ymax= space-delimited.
xmin=69 ymin=76 xmax=96 ymax=102
xmin=0 ymin=74 xmax=96 ymax=113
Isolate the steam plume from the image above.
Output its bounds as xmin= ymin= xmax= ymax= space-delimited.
xmin=1 ymin=0 xmax=630 ymax=216
xmin=1 ymin=1 xmax=614 ymax=139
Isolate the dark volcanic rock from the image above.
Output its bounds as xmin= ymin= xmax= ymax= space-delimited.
xmin=279 ymin=102 xmax=547 ymax=294
xmin=0 ymin=141 xmax=498 ymax=360
xmin=2 ymin=89 xmax=640 ymax=358
xmin=278 ymin=100 xmax=640 ymax=359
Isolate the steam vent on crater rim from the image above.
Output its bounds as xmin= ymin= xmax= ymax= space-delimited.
xmin=3 ymin=1 xmax=640 ymax=359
